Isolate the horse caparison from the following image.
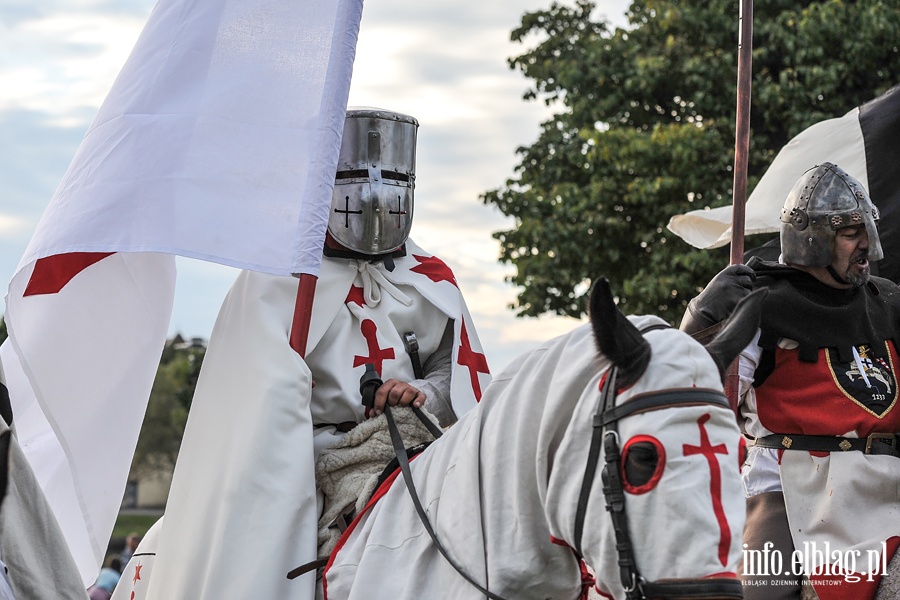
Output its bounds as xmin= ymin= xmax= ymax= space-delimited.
xmin=322 ymin=278 xmax=767 ymax=599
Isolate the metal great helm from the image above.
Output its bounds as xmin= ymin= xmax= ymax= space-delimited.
xmin=328 ymin=107 xmax=418 ymax=255
xmin=780 ymin=162 xmax=883 ymax=267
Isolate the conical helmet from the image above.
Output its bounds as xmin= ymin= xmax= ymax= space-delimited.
xmin=780 ymin=162 xmax=882 ymax=267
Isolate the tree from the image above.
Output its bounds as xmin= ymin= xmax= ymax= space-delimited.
xmin=483 ymin=0 xmax=900 ymax=323
xmin=129 ymin=337 xmax=206 ymax=477
xmin=0 ymin=322 xmax=201 ymax=476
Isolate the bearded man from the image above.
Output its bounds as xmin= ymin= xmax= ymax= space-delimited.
xmin=683 ymin=163 xmax=900 ymax=600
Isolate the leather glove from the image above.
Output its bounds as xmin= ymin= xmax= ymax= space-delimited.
xmin=680 ymin=264 xmax=756 ymax=337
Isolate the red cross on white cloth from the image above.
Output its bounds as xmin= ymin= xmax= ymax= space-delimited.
xmin=353 ymin=319 xmax=396 ymax=374
xmin=456 ymin=320 xmax=489 ymax=401
xmin=411 ymin=254 xmax=458 ymax=287
xmin=683 ymin=413 xmax=731 ymax=567
xmin=345 ymin=284 xmax=365 ymax=307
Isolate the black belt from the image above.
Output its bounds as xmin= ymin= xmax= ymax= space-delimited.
xmin=748 ymin=432 xmax=900 ymax=457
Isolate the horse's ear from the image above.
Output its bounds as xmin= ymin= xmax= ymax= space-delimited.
xmin=704 ymin=288 xmax=768 ymax=379
xmin=589 ymin=277 xmax=651 ymax=386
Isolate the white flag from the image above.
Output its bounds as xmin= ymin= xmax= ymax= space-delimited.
xmin=3 ymin=0 xmax=363 ymax=585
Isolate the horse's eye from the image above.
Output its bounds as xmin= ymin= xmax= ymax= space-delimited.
xmin=621 ymin=435 xmax=666 ymax=494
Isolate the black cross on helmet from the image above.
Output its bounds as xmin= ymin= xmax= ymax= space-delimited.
xmin=327 ymin=107 xmax=418 ymax=256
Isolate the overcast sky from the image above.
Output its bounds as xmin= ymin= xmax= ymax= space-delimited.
xmin=1 ymin=0 xmax=630 ymax=373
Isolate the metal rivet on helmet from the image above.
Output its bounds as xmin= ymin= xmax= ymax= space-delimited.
xmin=784 ymin=207 xmax=809 ymax=230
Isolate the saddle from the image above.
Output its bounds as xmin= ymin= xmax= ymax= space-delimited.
xmin=315 ymin=406 xmax=440 ymax=558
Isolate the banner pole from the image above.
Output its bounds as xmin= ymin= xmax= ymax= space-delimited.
xmin=726 ymin=0 xmax=754 ymax=412
xmin=290 ymin=273 xmax=318 ymax=358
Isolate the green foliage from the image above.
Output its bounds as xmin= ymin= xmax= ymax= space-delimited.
xmin=0 ymin=318 xmax=6 ymax=345
xmin=129 ymin=338 xmax=205 ymax=477
xmin=484 ymin=0 xmax=900 ymax=322
xmin=112 ymin=512 xmax=161 ymax=540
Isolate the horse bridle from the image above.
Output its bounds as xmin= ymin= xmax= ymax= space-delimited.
xmin=329 ymin=325 xmax=744 ymax=600
xmin=573 ymin=325 xmax=744 ymax=600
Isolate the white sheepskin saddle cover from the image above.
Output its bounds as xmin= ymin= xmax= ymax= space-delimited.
xmin=316 ymin=407 xmax=439 ymax=557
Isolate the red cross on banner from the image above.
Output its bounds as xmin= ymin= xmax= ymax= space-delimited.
xmin=353 ymin=319 xmax=396 ymax=374
xmin=456 ymin=320 xmax=489 ymax=401
xmin=682 ymin=413 xmax=731 ymax=567
xmin=345 ymin=284 xmax=365 ymax=307
xmin=411 ymin=254 xmax=458 ymax=287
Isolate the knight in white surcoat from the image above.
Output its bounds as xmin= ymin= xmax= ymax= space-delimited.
xmin=308 ymin=108 xmax=487 ymax=445
xmin=115 ymin=108 xmax=490 ymax=600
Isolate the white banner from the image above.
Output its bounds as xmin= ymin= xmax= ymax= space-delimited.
xmin=17 ymin=0 xmax=362 ymax=278
xmin=3 ymin=0 xmax=363 ymax=585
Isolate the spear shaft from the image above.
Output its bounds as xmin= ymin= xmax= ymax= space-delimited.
xmin=726 ymin=0 xmax=754 ymax=412
xmin=730 ymin=0 xmax=753 ymax=265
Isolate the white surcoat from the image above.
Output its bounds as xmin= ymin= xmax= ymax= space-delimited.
xmin=119 ymin=240 xmax=489 ymax=600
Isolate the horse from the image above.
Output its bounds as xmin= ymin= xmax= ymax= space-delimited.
xmin=321 ymin=278 xmax=765 ymax=600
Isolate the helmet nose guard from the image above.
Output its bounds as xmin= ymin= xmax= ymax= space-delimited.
xmin=780 ymin=162 xmax=883 ymax=267
xmin=328 ymin=107 xmax=418 ymax=256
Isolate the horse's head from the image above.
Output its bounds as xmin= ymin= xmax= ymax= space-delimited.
xmin=572 ymin=278 xmax=763 ymax=599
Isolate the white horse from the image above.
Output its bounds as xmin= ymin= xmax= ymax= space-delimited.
xmin=321 ymin=279 xmax=765 ymax=600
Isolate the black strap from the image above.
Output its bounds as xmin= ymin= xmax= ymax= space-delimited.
xmin=0 ymin=429 xmax=10 ymax=512
xmin=0 ymin=381 xmax=12 ymax=427
xmin=750 ymin=432 xmax=900 ymax=457
xmin=411 ymin=405 xmax=443 ymax=439
xmin=642 ymin=578 xmax=743 ymax=599
xmin=287 ymin=558 xmax=328 ymax=580
xmin=403 ymin=332 xmax=425 ymax=379
xmin=402 ymin=333 xmax=444 ymax=439
xmin=596 ymin=389 xmax=729 ymax=428
xmin=383 ymin=404 xmax=507 ymax=600
xmin=573 ymin=367 xmax=618 ymax=557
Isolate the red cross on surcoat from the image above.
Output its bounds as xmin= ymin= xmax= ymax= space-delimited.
xmin=411 ymin=254 xmax=458 ymax=287
xmin=456 ymin=320 xmax=489 ymax=401
xmin=682 ymin=413 xmax=731 ymax=567
xmin=353 ymin=319 xmax=395 ymax=374
xmin=345 ymin=284 xmax=365 ymax=307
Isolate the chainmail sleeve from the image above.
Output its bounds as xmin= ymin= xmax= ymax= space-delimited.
xmin=410 ymin=319 xmax=455 ymax=428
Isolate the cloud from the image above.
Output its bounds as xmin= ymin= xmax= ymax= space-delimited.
xmin=0 ymin=9 xmax=148 ymax=124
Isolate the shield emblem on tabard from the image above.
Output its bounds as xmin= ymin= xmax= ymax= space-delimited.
xmin=827 ymin=343 xmax=898 ymax=417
